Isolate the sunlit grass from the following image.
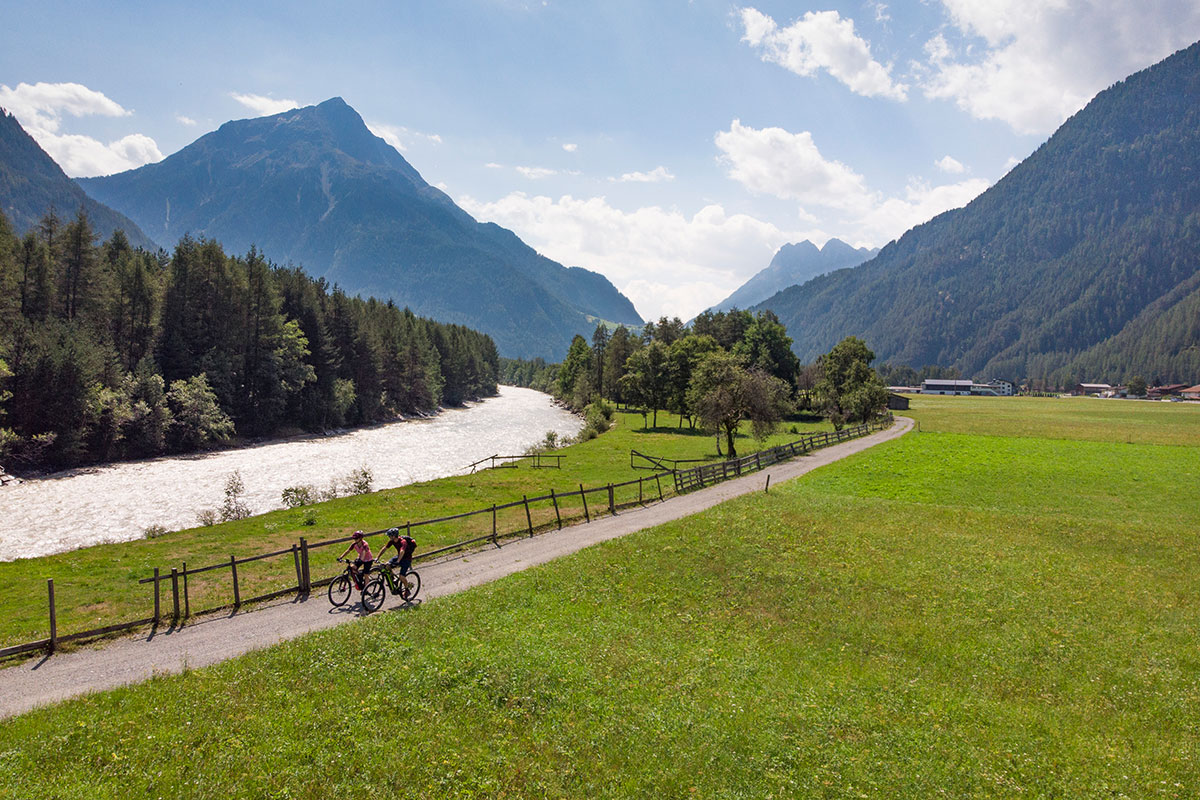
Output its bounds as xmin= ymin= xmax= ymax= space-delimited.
xmin=904 ymin=393 xmax=1200 ymax=445
xmin=2 ymin=403 xmax=1198 ymax=797
xmin=0 ymin=410 xmax=829 ymax=650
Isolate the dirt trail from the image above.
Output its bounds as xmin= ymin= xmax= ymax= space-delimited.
xmin=0 ymin=417 xmax=912 ymax=719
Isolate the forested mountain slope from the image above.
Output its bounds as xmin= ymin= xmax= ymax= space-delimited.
xmin=710 ymin=238 xmax=877 ymax=314
xmin=755 ymin=41 xmax=1200 ymax=384
xmin=0 ymin=110 xmax=156 ymax=250
xmin=79 ymin=98 xmax=641 ymax=359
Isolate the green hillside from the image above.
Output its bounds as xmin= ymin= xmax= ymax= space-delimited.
xmin=757 ymin=41 xmax=1200 ymax=386
xmin=0 ymin=110 xmax=156 ymax=250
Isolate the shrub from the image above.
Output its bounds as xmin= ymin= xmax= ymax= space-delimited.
xmin=345 ymin=465 xmax=373 ymax=495
xmin=281 ymin=485 xmax=316 ymax=508
xmin=196 ymin=508 xmax=218 ymax=527
xmin=301 ymin=509 xmax=317 ymax=526
xmin=220 ymin=471 xmax=251 ymax=521
xmin=584 ymin=403 xmax=611 ymax=434
xmin=143 ymin=524 xmax=169 ymax=539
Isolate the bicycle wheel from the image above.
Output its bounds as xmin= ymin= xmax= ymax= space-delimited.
xmin=362 ymin=575 xmax=386 ymax=612
xmin=328 ymin=574 xmax=352 ymax=607
xmin=400 ymin=571 xmax=421 ymax=602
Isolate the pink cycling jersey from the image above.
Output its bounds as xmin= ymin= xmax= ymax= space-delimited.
xmin=351 ymin=538 xmax=374 ymax=561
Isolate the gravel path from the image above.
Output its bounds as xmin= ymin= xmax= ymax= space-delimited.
xmin=0 ymin=417 xmax=912 ymax=719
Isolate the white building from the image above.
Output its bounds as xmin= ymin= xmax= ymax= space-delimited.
xmin=921 ymin=379 xmax=973 ymax=395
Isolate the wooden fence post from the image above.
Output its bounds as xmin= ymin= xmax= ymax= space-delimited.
xmin=292 ymin=544 xmax=303 ymax=593
xmin=580 ymin=484 xmax=590 ymax=522
xmin=171 ymin=568 xmax=180 ymax=621
xmin=550 ymin=489 xmax=562 ymax=529
xmin=656 ymin=474 xmax=664 ymax=502
xmin=153 ymin=567 xmax=161 ymax=623
xmin=230 ymin=556 xmax=241 ymax=608
xmin=300 ymin=538 xmax=310 ymax=594
xmin=523 ymin=495 xmax=533 ymax=537
xmin=47 ymin=579 xmax=56 ymax=654
xmin=638 ymin=477 xmax=643 ymax=505
xmin=491 ymin=504 xmax=498 ymax=546
xmin=608 ymin=484 xmax=615 ymax=516
xmin=183 ymin=561 xmax=190 ymax=617
xmin=765 ymin=474 xmax=771 ymax=493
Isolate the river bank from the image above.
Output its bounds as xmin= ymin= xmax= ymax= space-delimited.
xmin=0 ymin=386 xmax=581 ymax=560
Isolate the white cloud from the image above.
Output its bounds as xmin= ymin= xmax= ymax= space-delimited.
xmin=739 ymin=7 xmax=908 ymax=100
xmin=611 ymin=166 xmax=675 ymax=183
xmin=175 ymin=114 xmax=197 ymax=126
xmin=562 ymin=142 xmax=578 ymax=152
xmin=516 ymin=166 xmax=558 ymax=179
xmin=716 ymin=119 xmax=989 ymax=244
xmin=367 ymin=121 xmax=443 ymax=152
xmin=935 ymin=155 xmax=965 ymax=174
xmin=229 ymin=92 xmax=302 ymax=117
xmin=458 ymin=192 xmax=806 ymax=320
xmin=715 ymin=119 xmax=871 ymax=212
xmin=0 ymin=81 xmax=162 ymax=177
xmin=485 ymin=162 xmax=504 ymax=169
xmin=922 ymin=0 xmax=1200 ymax=134
xmin=860 ymin=178 xmax=990 ymax=241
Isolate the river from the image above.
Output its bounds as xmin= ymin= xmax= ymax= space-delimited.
xmin=0 ymin=386 xmax=581 ymax=561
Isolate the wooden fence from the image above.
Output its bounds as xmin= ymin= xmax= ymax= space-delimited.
xmin=673 ymin=416 xmax=893 ymax=493
xmin=467 ymin=453 xmax=563 ymax=472
xmin=2 ymin=414 xmax=893 ymax=660
xmin=0 ymin=471 xmax=671 ymax=660
xmin=629 ymin=449 xmax=709 ymax=472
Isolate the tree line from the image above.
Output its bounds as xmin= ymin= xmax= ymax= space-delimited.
xmin=0 ymin=209 xmax=499 ymax=471
xmin=503 ymin=309 xmax=889 ymax=458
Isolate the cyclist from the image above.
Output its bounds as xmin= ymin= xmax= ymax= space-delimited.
xmin=379 ymin=526 xmax=417 ymax=594
xmin=337 ymin=530 xmax=375 ymax=588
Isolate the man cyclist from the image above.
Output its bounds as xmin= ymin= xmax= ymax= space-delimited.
xmin=337 ymin=530 xmax=375 ymax=588
xmin=379 ymin=527 xmax=417 ymax=595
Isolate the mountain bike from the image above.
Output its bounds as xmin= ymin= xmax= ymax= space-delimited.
xmin=376 ymin=560 xmax=421 ymax=603
xmin=329 ymin=558 xmax=386 ymax=612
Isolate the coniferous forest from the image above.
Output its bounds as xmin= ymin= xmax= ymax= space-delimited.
xmin=0 ymin=209 xmax=499 ymax=472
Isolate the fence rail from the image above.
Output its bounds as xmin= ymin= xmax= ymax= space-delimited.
xmin=0 ymin=470 xmax=670 ymax=660
xmin=629 ymin=449 xmax=709 ymax=471
xmin=2 ymin=415 xmax=892 ymax=661
xmin=467 ymin=453 xmax=563 ymax=472
xmin=673 ymin=416 xmax=893 ymax=494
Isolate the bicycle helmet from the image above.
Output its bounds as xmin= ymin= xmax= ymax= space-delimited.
xmin=352 ymin=530 xmax=364 ymax=540
xmin=387 ymin=527 xmax=400 ymax=537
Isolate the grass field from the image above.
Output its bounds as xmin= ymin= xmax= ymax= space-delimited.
xmin=0 ymin=411 xmax=829 ymax=650
xmin=2 ymin=397 xmax=1198 ymax=797
xmin=904 ymin=393 xmax=1200 ymax=445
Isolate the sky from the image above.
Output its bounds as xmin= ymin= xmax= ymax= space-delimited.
xmin=2 ymin=1 xmax=1199 ymax=322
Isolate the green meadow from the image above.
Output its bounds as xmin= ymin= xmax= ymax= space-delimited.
xmin=0 ymin=411 xmax=828 ymax=651
xmin=2 ymin=396 xmax=1198 ymax=798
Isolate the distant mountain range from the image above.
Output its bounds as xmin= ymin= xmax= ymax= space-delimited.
xmin=75 ymin=98 xmax=641 ymax=358
xmin=0 ymin=110 xmax=156 ymax=250
xmin=709 ymin=238 xmax=877 ymax=313
xmin=754 ymin=41 xmax=1200 ymax=385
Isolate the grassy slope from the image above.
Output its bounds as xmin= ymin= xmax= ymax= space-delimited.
xmin=2 ymin=398 xmax=1198 ymax=797
xmin=0 ymin=412 xmax=828 ymax=649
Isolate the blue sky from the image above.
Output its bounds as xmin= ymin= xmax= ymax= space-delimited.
xmin=3 ymin=1 xmax=1199 ymax=321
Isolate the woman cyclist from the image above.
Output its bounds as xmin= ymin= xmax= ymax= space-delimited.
xmin=337 ymin=530 xmax=375 ymax=588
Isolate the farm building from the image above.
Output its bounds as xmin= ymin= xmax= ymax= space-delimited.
xmin=921 ymin=379 xmax=973 ymax=395
xmin=1074 ymin=383 xmax=1112 ymax=395
xmin=1182 ymin=385 xmax=1200 ymax=399
xmin=887 ymin=392 xmax=910 ymax=410
xmin=1149 ymin=384 xmax=1188 ymax=398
